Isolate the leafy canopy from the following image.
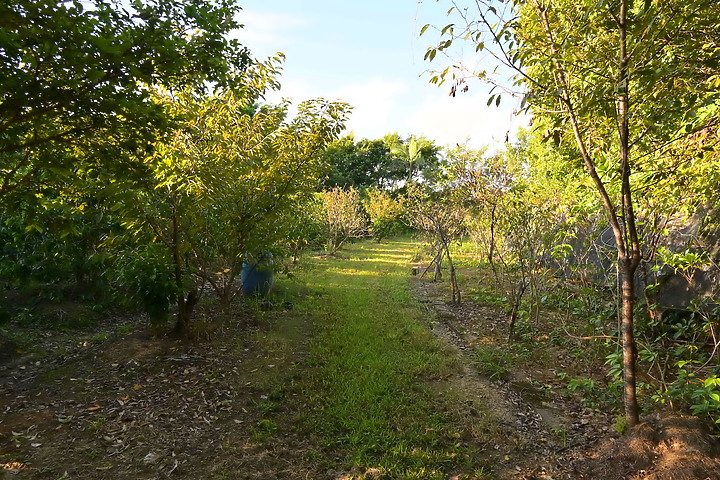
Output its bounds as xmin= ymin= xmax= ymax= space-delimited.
xmin=0 ymin=0 xmax=250 ymax=198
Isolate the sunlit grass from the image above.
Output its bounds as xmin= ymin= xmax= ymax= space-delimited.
xmin=281 ymin=238 xmax=489 ymax=479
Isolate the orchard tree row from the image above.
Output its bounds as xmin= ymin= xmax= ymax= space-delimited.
xmin=3 ymin=0 xmax=720 ymax=431
xmin=0 ymin=0 xmax=352 ymax=335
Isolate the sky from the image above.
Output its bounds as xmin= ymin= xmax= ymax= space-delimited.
xmin=231 ymin=0 xmax=528 ymax=151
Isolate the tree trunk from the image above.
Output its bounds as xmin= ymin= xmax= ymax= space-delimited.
xmin=619 ymin=261 xmax=640 ymax=426
xmin=446 ymin=249 xmax=460 ymax=303
xmin=616 ymin=0 xmax=641 ymax=428
xmin=433 ymin=249 xmax=443 ymax=281
xmin=508 ymin=281 xmax=528 ymax=341
xmin=169 ymin=193 xmax=196 ymax=337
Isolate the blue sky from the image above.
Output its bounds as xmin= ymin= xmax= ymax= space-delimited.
xmin=232 ymin=0 xmax=526 ymax=150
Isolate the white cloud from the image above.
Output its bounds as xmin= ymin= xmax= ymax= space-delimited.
xmin=332 ymin=78 xmax=406 ymax=140
xmin=407 ymin=93 xmax=529 ymax=151
xmin=267 ymin=75 xmax=531 ymax=151
xmin=264 ymin=77 xmax=406 ymax=140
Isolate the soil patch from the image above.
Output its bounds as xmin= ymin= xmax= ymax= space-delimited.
xmin=0 ymin=306 xmax=322 ymax=479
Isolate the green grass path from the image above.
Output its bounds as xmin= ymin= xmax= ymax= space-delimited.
xmin=279 ymin=239 xmax=487 ymax=479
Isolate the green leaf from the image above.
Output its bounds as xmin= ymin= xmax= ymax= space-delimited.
xmin=441 ymin=23 xmax=454 ymax=35
xmin=704 ymin=377 xmax=720 ymax=387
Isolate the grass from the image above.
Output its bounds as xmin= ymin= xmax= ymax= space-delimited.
xmin=276 ymin=239 xmax=489 ymax=479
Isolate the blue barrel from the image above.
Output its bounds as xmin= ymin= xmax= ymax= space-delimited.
xmin=240 ymin=254 xmax=274 ymax=296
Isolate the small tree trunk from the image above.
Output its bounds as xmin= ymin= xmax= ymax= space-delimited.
xmin=619 ymin=262 xmax=640 ymax=426
xmin=170 ymin=193 xmax=195 ymax=337
xmin=433 ymin=252 xmax=443 ymax=281
xmin=173 ymin=289 xmax=199 ymax=336
xmin=508 ymin=281 xmax=528 ymax=341
xmin=447 ymin=249 xmax=460 ymax=303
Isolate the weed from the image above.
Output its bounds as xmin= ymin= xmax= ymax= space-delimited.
xmin=613 ymin=414 xmax=628 ymax=435
xmin=114 ymin=323 xmax=135 ymax=335
xmin=549 ymin=426 xmax=569 ymax=448
xmin=83 ymin=446 xmax=101 ymax=459
xmin=251 ymin=419 xmax=277 ymax=442
xmin=88 ymin=333 xmax=109 ymax=343
xmin=15 ymin=307 xmax=34 ymax=325
xmin=471 ymin=346 xmax=513 ymax=380
xmin=88 ymin=416 xmax=107 ymax=434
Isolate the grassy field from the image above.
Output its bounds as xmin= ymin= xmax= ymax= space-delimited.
xmin=272 ymin=239 xmax=490 ymax=479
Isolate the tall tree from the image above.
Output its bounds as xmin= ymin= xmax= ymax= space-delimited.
xmin=384 ymin=133 xmax=443 ymax=185
xmin=322 ymin=136 xmax=393 ymax=188
xmin=423 ymin=0 xmax=720 ymax=426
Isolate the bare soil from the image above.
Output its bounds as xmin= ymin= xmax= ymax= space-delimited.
xmin=0 ymin=305 xmax=325 ymax=480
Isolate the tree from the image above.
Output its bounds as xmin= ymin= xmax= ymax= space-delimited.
xmin=121 ymin=58 xmax=350 ymax=334
xmin=406 ymin=185 xmax=465 ymax=303
xmin=384 ymin=134 xmax=443 ymax=186
xmin=424 ymin=0 xmax=720 ymax=426
xmin=319 ymin=187 xmax=367 ymax=254
xmin=0 ymin=0 xmax=249 ymax=202
xmin=322 ymin=136 xmax=393 ymax=188
xmin=363 ymin=188 xmax=406 ymax=242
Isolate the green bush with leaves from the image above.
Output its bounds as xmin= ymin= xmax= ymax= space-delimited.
xmin=280 ymin=197 xmax=325 ymax=263
xmin=363 ymin=188 xmax=406 ymax=242
xmin=115 ymin=243 xmax=177 ymax=325
xmin=318 ymin=186 xmax=367 ymax=254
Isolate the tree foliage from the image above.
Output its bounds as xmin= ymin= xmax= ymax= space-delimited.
xmin=319 ymin=187 xmax=367 ymax=254
xmin=119 ymin=59 xmax=350 ymax=333
xmin=322 ymin=136 xmax=392 ymax=188
xmin=321 ymin=134 xmax=443 ymax=189
xmin=363 ymin=188 xmax=406 ymax=242
xmin=0 ymin=0 xmax=249 ymax=201
xmin=406 ymin=185 xmax=465 ymax=303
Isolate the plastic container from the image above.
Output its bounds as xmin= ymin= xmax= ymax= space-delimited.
xmin=240 ymin=253 xmax=274 ymax=296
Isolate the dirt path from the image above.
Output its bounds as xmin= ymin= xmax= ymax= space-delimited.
xmin=413 ymin=277 xmax=602 ymax=479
